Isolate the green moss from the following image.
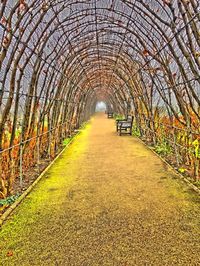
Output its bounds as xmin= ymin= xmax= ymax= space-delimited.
xmin=62 ymin=137 xmax=72 ymax=146
xmin=0 ymin=122 xmax=92 ymax=247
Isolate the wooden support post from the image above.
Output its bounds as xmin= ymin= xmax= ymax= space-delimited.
xmin=19 ymin=142 xmax=23 ymax=188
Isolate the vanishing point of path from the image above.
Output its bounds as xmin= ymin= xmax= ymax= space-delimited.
xmin=0 ymin=113 xmax=199 ymax=266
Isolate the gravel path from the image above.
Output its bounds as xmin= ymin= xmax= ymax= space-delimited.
xmin=0 ymin=113 xmax=199 ymax=265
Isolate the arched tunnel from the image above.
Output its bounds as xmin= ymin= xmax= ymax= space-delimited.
xmin=0 ymin=0 xmax=200 ymax=192
xmin=0 ymin=0 xmax=200 ymax=196
xmin=0 ymin=1 xmax=200 ymax=264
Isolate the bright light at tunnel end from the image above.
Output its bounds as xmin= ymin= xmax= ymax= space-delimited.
xmin=95 ymin=101 xmax=107 ymax=112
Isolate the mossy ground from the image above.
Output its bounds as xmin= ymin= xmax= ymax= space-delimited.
xmin=0 ymin=113 xmax=199 ymax=265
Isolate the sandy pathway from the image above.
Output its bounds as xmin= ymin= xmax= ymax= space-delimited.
xmin=0 ymin=113 xmax=199 ymax=265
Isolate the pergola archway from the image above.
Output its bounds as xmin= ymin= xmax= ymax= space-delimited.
xmin=0 ymin=0 xmax=200 ymax=196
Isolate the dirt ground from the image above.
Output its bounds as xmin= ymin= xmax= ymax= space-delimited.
xmin=0 ymin=113 xmax=199 ymax=265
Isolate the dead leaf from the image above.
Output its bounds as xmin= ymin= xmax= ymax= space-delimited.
xmin=6 ymin=251 xmax=13 ymax=257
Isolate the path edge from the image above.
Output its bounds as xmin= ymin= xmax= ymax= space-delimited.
xmin=136 ymin=137 xmax=200 ymax=195
xmin=0 ymin=130 xmax=82 ymax=228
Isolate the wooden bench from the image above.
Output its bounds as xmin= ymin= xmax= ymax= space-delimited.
xmin=117 ymin=115 xmax=133 ymax=136
xmin=116 ymin=115 xmax=133 ymax=132
xmin=107 ymin=112 xmax=114 ymax=118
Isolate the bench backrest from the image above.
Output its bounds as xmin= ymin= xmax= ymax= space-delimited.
xmin=127 ymin=115 xmax=133 ymax=122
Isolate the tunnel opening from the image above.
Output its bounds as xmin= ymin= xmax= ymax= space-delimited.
xmin=95 ymin=101 xmax=107 ymax=113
